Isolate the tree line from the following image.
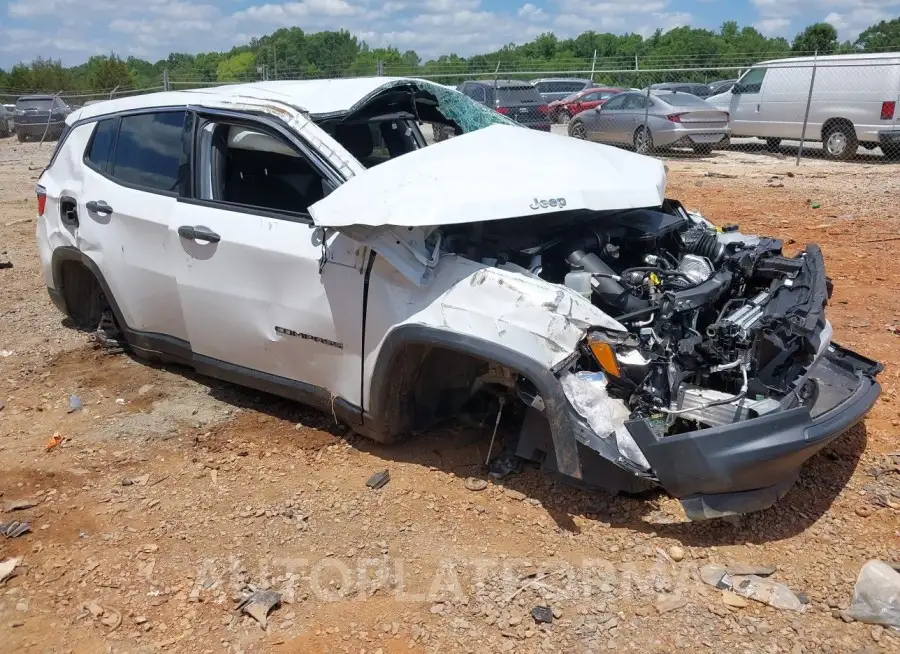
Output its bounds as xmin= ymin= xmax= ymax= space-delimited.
xmin=1 ymin=18 xmax=898 ymax=97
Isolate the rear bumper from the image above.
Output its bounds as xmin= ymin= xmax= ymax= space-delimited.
xmin=17 ymin=121 xmax=65 ymax=135
xmin=878 ymin=130 xmax=900 ymax=147
xmin=626 ymin=344 xmax=881 ymax=519
xmin=664 ymin=132 xmax=729 ymax=148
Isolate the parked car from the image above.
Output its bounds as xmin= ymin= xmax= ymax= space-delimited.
xmin=568 ymin=90 xmax=730 ymax=154
xmin=457 ymin=80 xmax=551 ymax=131
xmin=529 ymin=78 xmax=594 ymax=103
xmin=549 ymin=87 xmax=625 ymax=123
xmin=35 ymin=78 xmax=880 ymax=520
xmin=14 ymin=95 xmax=71 ymax=141
xmin=706 ymin=53 xmax=900 ymax=160
xmin=647 ymin=82 xmax=712 ymax=98
xmin=707 ymin=79 xmax=738 ymax=96
xmin=0 ymin=105 xmax=11 ymax=137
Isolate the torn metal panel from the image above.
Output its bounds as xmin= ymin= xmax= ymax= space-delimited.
xmin=393 ymin=261 xmax=626 ymax=371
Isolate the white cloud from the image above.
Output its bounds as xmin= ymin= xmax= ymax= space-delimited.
xmin=518 ymin=3 xmax=548 ymax=21
xmin=754 ymin=17 xmax=791 ymax=34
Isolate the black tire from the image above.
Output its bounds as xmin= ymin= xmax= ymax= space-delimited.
xmin=822 ymin=122 xmax=858 ymax=161
xmin=558 ymin=110 xmax=571 ymax=125
xmin=692 ymin=143 xmax=714 ymax=155
xmin=569 ymin=120 xmax=587 ymax=140
xmin=633 ymin=126 xmax=654 ymax=154
xmin=882 ymin=144 xmax=900 ymax=161
xmin=16 ymin=130 xmax=26 ymax=143
xmin=765 ymin=138 xmax=782 ymax=151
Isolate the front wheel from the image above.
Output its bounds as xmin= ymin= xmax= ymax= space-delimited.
xmin=558 ymin=110 xmax=571 ymax=125
xmin=634 ymin=126 xmax=654 ymax=154
xmin=692 ymin=143 xmax=714 ymax=155
xmin=569 ymin=120 xmax=587 ymax=140
xmin=823 ymin=123 xmax=858 ymax=160
xmin=16 ymin=130 xmax=26 ymax=143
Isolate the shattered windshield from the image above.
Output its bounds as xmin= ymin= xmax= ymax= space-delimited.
xmin=332 ymin=79 xmax=519 ymax=136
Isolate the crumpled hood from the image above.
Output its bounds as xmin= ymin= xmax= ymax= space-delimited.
xmin=309 ymin=125 xmax=667 ymax=228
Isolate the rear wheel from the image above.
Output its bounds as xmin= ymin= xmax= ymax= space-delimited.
xmin=570 ymin=120 xmax=587 ymax=140
xmin=823 ymin=122 xmax=858 ymax=160
xmin=16 ymin=130 xmax=26 ymax=143
xmin=692 ymin=143 xmax=714 ymax=155
xmin=765 ymin=138 xmax=782 ymax=151
xmin=634 ymin=126 xmax=654 ymax=155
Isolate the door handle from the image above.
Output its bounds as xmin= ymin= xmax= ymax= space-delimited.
xmin=178 ymin=225 xmax=221 ymax=243
xmin=86 ymin=200 xmax=113 ymax=215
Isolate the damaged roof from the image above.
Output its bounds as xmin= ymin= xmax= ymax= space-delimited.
xmin=68 ymin=77 xmax=456 ymax=123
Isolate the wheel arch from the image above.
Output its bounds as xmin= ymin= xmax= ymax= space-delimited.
xmin=364 ymin=324 xmax=583 ymax=479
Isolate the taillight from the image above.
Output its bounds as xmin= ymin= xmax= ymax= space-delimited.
xmin=536 ymin=104 xmax=551 ymax=116
xmin=36 ymin=185 xmax=46 ymax=217
xmin=495 ymin=107 xmax=510 ymax=115
xmin=881 ymin=101 xmax=896 ymax=120
xmin=666 ymin=114 xmax=683 ymax=123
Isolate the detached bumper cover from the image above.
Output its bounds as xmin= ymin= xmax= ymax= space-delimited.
xmin=626 ymin=344 xmax=881 ymax=519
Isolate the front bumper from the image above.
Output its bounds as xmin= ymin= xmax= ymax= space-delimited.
xmin=625 ymin=344 xmax=881 ymax=519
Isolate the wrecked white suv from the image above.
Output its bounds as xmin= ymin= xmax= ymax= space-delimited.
xmin=36 ymin=78 xmax=881 ymax=519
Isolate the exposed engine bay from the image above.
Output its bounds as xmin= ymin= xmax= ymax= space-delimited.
xmin=442 ymin=200 xmax=831 ymax=438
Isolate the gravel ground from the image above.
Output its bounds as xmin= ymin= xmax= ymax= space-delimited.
xmin=1 ymin=134 xmax=899 ymax=654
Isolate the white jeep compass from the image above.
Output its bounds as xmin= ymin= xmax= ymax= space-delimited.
xmin=36 ymin=78 xmax=881 ymax=519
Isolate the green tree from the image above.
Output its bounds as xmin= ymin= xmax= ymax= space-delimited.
xmin=86 ymin=54 xmax=134 ymax=91
xmin=217 ymin=51 xmax=257 ymax=82
xmin=854 ymin=18 xmax=900 ymax=50
xmin=792 ymin=22 xmax=839 ymax=55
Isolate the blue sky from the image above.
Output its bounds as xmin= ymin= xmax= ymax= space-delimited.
xmin=1 ymin=0 xmax=897 ymax=68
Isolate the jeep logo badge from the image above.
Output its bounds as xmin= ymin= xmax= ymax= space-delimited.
xmin=530 ymin=197 xmax=567 ymax=210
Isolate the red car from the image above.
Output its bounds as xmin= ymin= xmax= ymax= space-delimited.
xmin=550 ymin=87 xmax=625 ymax=123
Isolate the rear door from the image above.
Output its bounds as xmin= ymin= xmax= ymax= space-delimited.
xmin=78 ymin=110 xmax=190 ymax=345
xmin=589 ymin=93 xmax=631 ymax=143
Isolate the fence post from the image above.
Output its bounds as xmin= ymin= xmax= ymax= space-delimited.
xmin=796 ymin=51 xmax=818 ymax=166
xmin=590 ymin=50 xmax=597 ymax=82
xmin=376 ymin=60 xmax=384 ymax=76
xmin=109 ymin=85 xmax=119 ymax=100
xmin=163 ymin=68 xmax=170 ymax=92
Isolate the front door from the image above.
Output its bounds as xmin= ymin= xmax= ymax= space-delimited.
xmin=172 ymin=114 xmax=368 ymax=407
xmin=729 ymin=67 xmax=768 ymax=137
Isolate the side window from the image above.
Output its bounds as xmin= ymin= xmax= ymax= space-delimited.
xmin=602 ymin=94 xmax=629 ymax=110
xmin=470 ymin=86 xmax=486 ymax=104
xmin=111 ymin=111 xmax=185 ymax=193
xmin=581 ymin=92 xmax=600 ymax=102
xmin=85 ymin=118 xmax=118 ymax=172
xmin=199 ymin=121 xmax=329 ymax=217
xmin=737 ymin=68 xmax=767 ymax=94
xmin=623 ymin=95 xmax=648 ymax=110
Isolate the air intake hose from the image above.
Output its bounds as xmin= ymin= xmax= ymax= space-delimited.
xmin=567 ymin=250 xmax=650 ymax=314
xmin=682 ymin=229 xmax=724 ymax=263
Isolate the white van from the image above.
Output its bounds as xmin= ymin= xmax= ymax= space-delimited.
xmin=707 ymin=53 xmax=900 ymax=160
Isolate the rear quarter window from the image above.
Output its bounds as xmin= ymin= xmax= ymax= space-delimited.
xmin=85 ymin=119 xmax=118 ymax=172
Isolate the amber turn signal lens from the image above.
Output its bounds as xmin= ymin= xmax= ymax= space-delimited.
xmin=587 ymin=338 xmax=620 ymax=377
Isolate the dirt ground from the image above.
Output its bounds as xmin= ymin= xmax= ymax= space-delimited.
xmin=1 ymin=135 xmax=899 ymax=654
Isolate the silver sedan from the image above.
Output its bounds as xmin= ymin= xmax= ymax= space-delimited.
xmin=568 ymin=91 xmax=730 ymax=155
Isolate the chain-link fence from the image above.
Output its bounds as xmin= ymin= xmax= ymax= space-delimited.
xmin=1 ymin=54 xmax=898 ymax=165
